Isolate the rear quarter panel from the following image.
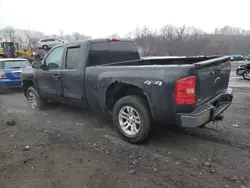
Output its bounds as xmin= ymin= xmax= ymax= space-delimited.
xmin=85 ymin=65 xmax=195 ymax=124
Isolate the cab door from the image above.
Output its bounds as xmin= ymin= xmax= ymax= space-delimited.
xmin=37 ymin=46 xmax=64 ymax=99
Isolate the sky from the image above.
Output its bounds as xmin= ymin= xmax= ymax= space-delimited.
xmin=0 ymin=0 xmax=250 ymax=38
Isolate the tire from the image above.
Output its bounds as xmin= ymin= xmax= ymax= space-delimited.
xmin=243 ymin=70 xmax=250 ymax=80
xmin=26 ymin=87 xmax=46 ymax=110
xmin=42 ymin=45 xmax=48 ymax=50
xmin=113 ymin=95 xmax=152 ymax=144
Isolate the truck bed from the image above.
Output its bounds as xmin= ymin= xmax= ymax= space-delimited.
xmin=102 ymin=55 xmax=224 ymax=66
xmin=91 ymin=55 xmax=231 ymax=112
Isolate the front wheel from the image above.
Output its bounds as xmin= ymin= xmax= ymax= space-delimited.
xmin=243 ymin=70 xmax=250 ymax=80
xmin=113 ymin=95 xmax=152 ymax=144
xmin=27 ymin=87 xmax=46 ymax=110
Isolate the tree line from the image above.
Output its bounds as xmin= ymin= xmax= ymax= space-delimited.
xmin=0 ymin=27 xmax=91 ymax=49
xmin=1 ymin=25 xmax=250 ymax=56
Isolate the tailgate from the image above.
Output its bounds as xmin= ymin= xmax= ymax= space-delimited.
xmin=195 ymin=56 xmax=231 ymax=105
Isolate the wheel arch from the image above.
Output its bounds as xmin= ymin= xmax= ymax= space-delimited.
xmin=22 ymin=79 xmax=35 ymax=97
xmin=105 ymin=81 xmax=154 ymax=120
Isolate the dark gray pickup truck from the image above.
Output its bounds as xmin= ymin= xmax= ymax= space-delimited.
xmin=21 ymin=38 xmax=233 ymax=143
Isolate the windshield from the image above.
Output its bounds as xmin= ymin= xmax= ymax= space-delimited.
xmin=2 ymin=42 xmax=14 ymax=51
xmin=1 ymin=60 xmax=31 ymax=69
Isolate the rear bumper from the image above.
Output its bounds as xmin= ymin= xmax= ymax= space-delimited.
xmin=176 ymin=88 xmax=233 ymax=128
xmin=0 ymin=79 xmax=21 ymax=89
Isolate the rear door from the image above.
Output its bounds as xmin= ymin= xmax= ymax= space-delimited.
xmin=195 ymin=56 xmax=231 ymax=105
xmin=61 ymin=43 xmax=85 ymax=101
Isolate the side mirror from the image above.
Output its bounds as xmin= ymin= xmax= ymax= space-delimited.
xmin=32 ymin=60 xmax=42 ymax=69
xmin=35 ymin=53 xmax=45 ymax=61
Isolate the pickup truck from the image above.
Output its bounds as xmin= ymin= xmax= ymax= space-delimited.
xmin=21 ymin=38 xmax=233 ymax=144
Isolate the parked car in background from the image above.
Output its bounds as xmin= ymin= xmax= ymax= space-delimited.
xmin=21 ymin=38 xmax=233 ymax=143
xmin=37 ymin=38 xmax=64 ymax=50
xmin=0 ymin=58 xmax=32 ymax=90
xmin=243 ymin=55 xmax=250 ymax=61
xmin=236 ymin=63 xmax=250 ymax=80
xmin=231 ymin=54 xmax=244 ymax=61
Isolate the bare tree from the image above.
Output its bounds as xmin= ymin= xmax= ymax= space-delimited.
xmin=14 ymin=29 xmax=25 ymax=45
xmin=1 ymin=25 xmax=250 ymax=56
xmin=23 ymin=30 xmax=44 ymax=48
xmin=108 ymin=33 xmax=120 ymax=38
xmin=72 ymin=32 xmax=81 ymax=40
xmin=64 ymin=34 xmax=73 ymax=41
xmin=160 ymin=25 xmax=175 ymax=40
xmin=0 ymin=30 xmax=3 ymax=42
xmin=71 ymin=32 xmax=91 ymax=41
xmin=59 ymin=29 xmax=64 ymax=39
xmin=1 ymin=26 xmax=16 ymax=42
xmin=175 ymin=25 xmax=187 ymax=40
xmin=124 ymin=32 xmax=133 ymax=39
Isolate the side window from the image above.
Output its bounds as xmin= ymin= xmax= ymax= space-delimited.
xmin=88 ymin=42 xmax=109 ymax=66
xmin=65 ymin=46 xmax=81 ymax=69
xmin=45 ymin=47 xmax=63 ymax=69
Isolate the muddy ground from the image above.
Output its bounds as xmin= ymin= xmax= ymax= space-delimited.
xmin=0 ymin=62 xmax=250 ymax=188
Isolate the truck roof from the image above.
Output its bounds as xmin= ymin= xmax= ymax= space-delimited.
xmin=65 ymin=38 xmax=134 ymax=45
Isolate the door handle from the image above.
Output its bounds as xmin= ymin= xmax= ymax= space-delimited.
xmin=52 ymin=74 xmax=60 ymax=79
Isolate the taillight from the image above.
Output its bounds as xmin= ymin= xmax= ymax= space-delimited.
xmin=107 ymin=38 xmax=120 ymax=41
xmin=175 ymin=76 xmax=196 ymax=105
xmin=0 ymin=72 xmax=6 ymax=78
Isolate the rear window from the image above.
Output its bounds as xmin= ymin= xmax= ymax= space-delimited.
xmin=1 ymin=60 xmax=31 ymax=69
xmin=88 ymin=41 xmax=139 ymax=66
xmin=109 ymin=41 xmax=139 ymax=63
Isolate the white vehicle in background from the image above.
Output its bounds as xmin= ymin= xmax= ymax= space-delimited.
xmin=37 ymin=38 xmax=64 ymax=50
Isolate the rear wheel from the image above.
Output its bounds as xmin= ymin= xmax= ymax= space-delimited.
xmin=42 ymin=45 xmax=48 ymax=50
xmin=113 ymin=95 xmax=152 ymax=144
xmin=27 ymin=87 xmax=46 ymax=110
xmin=243 ymin=70 xmax=250 ymax=80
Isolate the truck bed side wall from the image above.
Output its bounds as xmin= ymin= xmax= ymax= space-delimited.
xmin=85 ymin=65 xmax=195 ymax=124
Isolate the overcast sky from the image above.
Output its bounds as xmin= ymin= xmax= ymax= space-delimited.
xmin=0 ymin=0 xmax=249 ymax=38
